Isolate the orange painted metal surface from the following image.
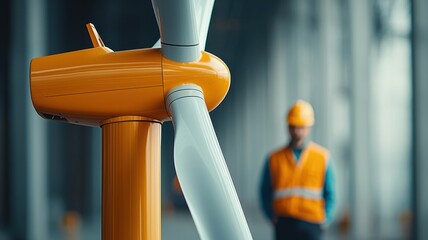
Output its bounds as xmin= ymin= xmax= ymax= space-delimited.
xmin=162 ymin=52 xmax=230 ymax=111
xmin=30 ymin=49 xmax=230 ymax=126
xmin=102 ymin=116 xmax=161 ymax=240
xmin=30 ymin=24 xmax=230 ymax=126
xmin=30 ymin=47 xmax=165 ymax=126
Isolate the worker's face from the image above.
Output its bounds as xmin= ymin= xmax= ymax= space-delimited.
xmin=288 ymin=125 xmax=311 ymax=142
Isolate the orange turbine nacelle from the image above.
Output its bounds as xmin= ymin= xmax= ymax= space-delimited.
xmin=30 ymin=28 xmax=230 ymax=126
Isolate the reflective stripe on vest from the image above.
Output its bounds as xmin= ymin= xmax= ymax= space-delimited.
xmin=274 ymin=187 xmax=322 ymax=200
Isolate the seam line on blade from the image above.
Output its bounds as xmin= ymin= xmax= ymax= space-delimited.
xmin=161 ymin=42 xmax=199 ymax=47
xmin=167 ymin=95 xmax=205 ymax=108
xmin=166 ymin=88 xmax=203 ymax=98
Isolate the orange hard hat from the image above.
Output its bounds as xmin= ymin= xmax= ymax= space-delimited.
xmin=287 ymin=100 xmax=315 ymax=127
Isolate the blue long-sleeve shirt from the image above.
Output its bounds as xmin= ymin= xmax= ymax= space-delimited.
xmin=259 ymin=147 xmax=335 ymax=224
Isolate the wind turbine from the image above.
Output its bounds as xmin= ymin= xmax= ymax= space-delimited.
xmin=29 ymin=0 xmax=253 ymax=239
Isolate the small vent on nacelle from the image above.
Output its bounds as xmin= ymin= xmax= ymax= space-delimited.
xmin=42 ymin=113 xmax=68 ymax=122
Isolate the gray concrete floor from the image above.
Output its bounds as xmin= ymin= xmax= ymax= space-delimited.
xmin=162 ymin=208 xmax=273 ymax=240
xmin=46 ymin=206 xmax=343 ymax=240
xmin=161 ymin=207 xmax=340 ymax=240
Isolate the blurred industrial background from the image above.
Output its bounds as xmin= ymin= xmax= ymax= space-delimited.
xmin=0 ymin=0 xmax=427 ymax=239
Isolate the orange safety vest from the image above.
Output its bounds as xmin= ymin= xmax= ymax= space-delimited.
xmin=269 ymin=142 xmax=329 ymax=223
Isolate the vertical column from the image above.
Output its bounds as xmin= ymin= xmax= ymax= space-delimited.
xmin=267 ymin=9 xmax=289 ymax=149
xmin=412 ymin=0 xmax=428 ymax=239
xmin=319 ymin=0 xmax=341 ymax=149
xmin=9 ymin=0 xmax=48 ymax=238
xmin=0 ymin=0 xmax=11 ymax=228
xmin=348 ymin=0 xmax=374 ymax=238
xmin=101 ymin=117 xmax=161 ymax=240
xmin=27 ymin=0 xmax=48 ymax=238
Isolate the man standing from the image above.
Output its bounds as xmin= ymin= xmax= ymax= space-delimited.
xmin=260 ymin=100 xmax=335 ymax=240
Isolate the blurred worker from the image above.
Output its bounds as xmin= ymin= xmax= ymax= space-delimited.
xmin=260 ymin=100 xmax=335 ymax=240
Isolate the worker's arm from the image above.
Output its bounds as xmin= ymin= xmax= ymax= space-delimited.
xmin=259 ymin=159 xmax=274 ymax=221
xmin=323 ymin=160 xmax=336 ymax=225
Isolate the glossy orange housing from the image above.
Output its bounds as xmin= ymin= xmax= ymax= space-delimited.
xmin=30 ymin=44 xmax=230 ymax=126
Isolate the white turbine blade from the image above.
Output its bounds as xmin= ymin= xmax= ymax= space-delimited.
xmin=151 ymin=0 xmax=200 ymax=62
xmin=152 ymin=38 xmax=161 ymax=48
xmin=196 ymin=0 xmax=215 ymax=51
xmin=166 ymin=85 xmax=253 ymax=240
xmin=152 ymin=0 xmax=214 ymax=51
